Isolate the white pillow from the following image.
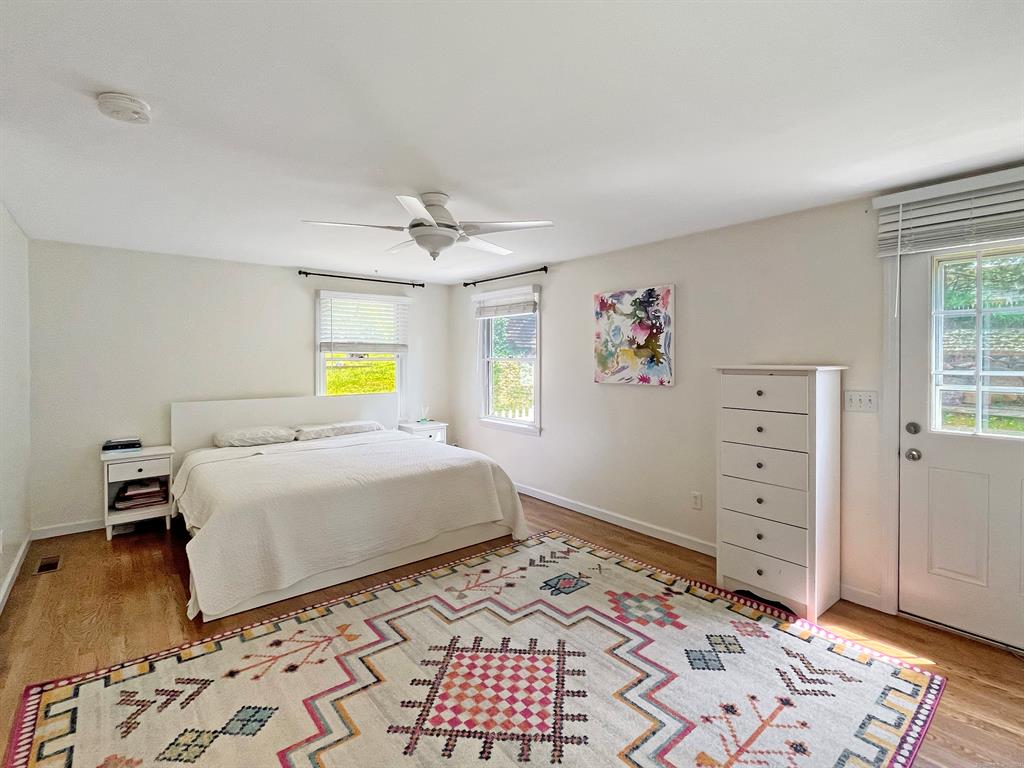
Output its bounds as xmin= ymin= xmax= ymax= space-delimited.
xmin=294 ymin=420 xmax=384 ymax=441
xmin=213 ymin=425 xmax=297 ymax=448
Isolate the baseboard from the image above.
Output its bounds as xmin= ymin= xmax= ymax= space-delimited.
xmin=516 ymin=483 xmax=716 ymax=557
xmin=31 ymin=519 xmax=105 ymax=540
xmin=0 ymin=537 xmax=30 ymax=615
xmin=840 ymin=583 xmax=897 ymax=614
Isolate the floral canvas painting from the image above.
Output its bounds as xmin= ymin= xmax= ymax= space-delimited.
xmin=594 ymin=284 xmax=674 ymax=385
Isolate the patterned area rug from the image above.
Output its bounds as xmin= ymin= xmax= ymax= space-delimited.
xmin=5 ymin=531 xmax=944 ymax=768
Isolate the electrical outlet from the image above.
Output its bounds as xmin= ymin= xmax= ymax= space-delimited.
xmin=690 ymin=492 xmax=703 ymax=511
xmin=844 ymin=390 xmax=878 ymax=413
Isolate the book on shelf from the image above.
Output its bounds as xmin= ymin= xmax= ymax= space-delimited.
xmin=112 ymin=478 xmax=168 ymax=510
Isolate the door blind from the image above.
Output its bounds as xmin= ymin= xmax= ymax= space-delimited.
xmin=876 ymin=179 xmax=1024 ymax=257
xmin=317 ymin=291 xmax=410 ymax=354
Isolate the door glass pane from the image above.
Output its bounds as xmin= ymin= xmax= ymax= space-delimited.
xmin=939 ymin=314 xmax=976 ymax=372
xmin=941 ymin=258 xmax=977 ymax=310
xmin=982 ymin=311 xmax=1024 ymax=374
xmin=982 ymin=391 xmax=1024 ymax=436
xmin=938 ymin=388 xmax=977 ymax=432
xmin=981 ymin=252 xmax=1024 ymax=309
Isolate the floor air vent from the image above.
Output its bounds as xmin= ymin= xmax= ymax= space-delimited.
xmin=35 ymin=555 xmax=61 ymax=574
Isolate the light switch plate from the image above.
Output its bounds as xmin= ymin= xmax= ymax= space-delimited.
xmin=690 ymin=491 xmax=703 ymax=511
xmin=844 ymin=390 xmax=878 ymax=412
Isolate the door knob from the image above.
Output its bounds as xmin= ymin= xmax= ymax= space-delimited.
xmin=905 ymin=448 xmax=922 ymax=461
xmin=906 ymin=422 xmax=921 ymax=434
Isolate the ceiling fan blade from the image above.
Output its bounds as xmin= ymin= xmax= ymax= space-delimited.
xmin=302 ymin=220 xmax=406 ymax=232
xmin=385 ymin=239 xmax=417 ymax=254
xmin=459 ymin=220 xmax=553 ymax=237
xmin=458 ymin=236 xmax=513 ymax=256
xmin=396 ymin=195 xmax=437 ymax=226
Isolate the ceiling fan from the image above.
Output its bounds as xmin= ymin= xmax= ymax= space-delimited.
xmin=303 ymin=192 xmax=553 ymax=261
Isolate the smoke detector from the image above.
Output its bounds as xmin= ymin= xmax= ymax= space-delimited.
xmin=97 ymin=92 xmax=151 ymax=124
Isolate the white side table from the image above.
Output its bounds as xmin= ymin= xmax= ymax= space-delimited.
xmin=101 ymin=445 xmax=175 ymax=540
xmin=397 ymin=421 xmax=448 ymax=444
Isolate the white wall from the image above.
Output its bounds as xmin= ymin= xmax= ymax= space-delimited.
xmin=28 ymin=241 xmax=451 ymax=533
xmin=449 ymin=199 xmax=887 ymax=600
xmin=0 ymin=203 xmax=32 ymax=604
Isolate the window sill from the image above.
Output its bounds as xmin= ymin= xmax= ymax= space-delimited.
xmin=479 ymin=417 xmax=541 ymax=436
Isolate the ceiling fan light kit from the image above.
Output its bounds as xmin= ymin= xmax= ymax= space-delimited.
xmin=304 ymin=191 xmax=553 ymax=262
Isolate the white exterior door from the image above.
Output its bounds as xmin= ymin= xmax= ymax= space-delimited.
xmin=899 ymin=247 xmax=1024 ymax=648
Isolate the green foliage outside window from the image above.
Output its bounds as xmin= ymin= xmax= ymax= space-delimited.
xmin=325 ymin=356 xmax=396 ymax=396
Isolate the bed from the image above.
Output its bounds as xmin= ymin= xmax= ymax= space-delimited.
xmin=170 ymin=394 xmax=527 ymax=621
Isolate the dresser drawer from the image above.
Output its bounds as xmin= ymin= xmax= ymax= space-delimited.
xmin=719 ymin=509 xmax=807 ymax=566
xmin=718 ymin=543 xmax=808 ymax=607
xmin=720 ymin=475 xmax=807 ymax=527
xmin=720 ymin=442 xmax=808 ymax=490
xmin=721 ymin=373 xmax=808 ymax=414
xmin=107 ymin=457 xmax=170 ymax=483
xmin=720 ymin=408 xmax=808 ymax=451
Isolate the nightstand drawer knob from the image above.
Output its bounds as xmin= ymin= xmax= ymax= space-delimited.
xmin=756 ymin=462 xmax=764 ymax=469
xmin=756 ymin=568 xmax=764 ymax=576
xmin=756 ymin=532 xmax=764 ymax=540
xmin=756 ymin=426 xmax=764 ymax=433
xmin=756 ymin=497 xmax=764 ymax=504
xmin=137 ymin=467 xmax=144 ymax=473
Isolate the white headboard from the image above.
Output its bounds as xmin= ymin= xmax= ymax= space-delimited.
xmin=170 ymin=394 xmax=399 ymax=468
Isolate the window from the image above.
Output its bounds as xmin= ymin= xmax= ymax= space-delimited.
xmin=933 ymin=248 xmax=1024 ymax=436
xmin=476 ymin=285 xmax=540 ymax=433
xmin=316 ymin=291 xmax=410 ymax=398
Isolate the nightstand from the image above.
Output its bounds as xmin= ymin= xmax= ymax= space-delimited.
xmin=397 ymin=420 xmax=448 ymax=444
xmin=101 ymin=445 xmax=175 ymax=540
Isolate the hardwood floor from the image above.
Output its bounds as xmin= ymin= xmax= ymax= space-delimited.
xmin=2 ymin=496 xmax=1021 ymax=766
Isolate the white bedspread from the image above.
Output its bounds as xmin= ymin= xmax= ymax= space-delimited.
xmin=171 ymin=430 xmax=527 ymax=618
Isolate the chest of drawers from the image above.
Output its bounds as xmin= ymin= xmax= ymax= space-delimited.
xmin=714 ymin=365 xmax=845 ymax=622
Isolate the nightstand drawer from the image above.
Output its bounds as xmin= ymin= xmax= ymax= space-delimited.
xmin=108 ymin=457 xmax=171 ymax=482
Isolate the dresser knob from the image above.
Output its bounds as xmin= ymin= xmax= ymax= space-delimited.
xmin=756 ymin=389 xmax=764 ymax=397
xmin=137 ymin=468 xmax=143 ymax=473
xmin=756 ymin=462 xmax=764 ymax=469
xmin=756 ymin=426 xmax=764 ymax=433
xmin=756 ymin=497 xmax=764 ymax=504
xmin=756 ymin=568 xmax=764 ymax=576
xmin=756 ymin=532 xmax=764 ymax=540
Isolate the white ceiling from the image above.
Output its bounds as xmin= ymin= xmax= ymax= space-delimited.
xmin=1 ymin=2 xmax=1021 ymax=284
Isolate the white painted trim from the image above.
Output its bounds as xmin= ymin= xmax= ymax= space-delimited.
xmin=876 ymin=258 xmax=901 ymax=614
xmin=31 ymin=519 xmax=105 ymax=540
xmin=872 ymin=166 xmax=1024 ymax=209
xmin=0 ymin=538 xmax=30 ymax=615
xmin=840 ymin=583 xmax=893 ymax=613
xmin=516 ymin=483 xmax=716 ymax=557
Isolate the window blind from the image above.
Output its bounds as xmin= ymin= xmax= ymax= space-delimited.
xmin=473 ymin=284 xmax=540 ymax=319
xmin=875 ymin=176 xmax=1024 ymax=257
xmin=317 ymin=291 xmax=410 ymax=354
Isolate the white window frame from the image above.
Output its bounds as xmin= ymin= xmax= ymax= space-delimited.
xmin=314 ymin=291 xmax=409 ymax=411
xmin=931 ymin=247 xmax=1024 ymax=439
xmin=475 ymin=286 xmax=541 ymax=435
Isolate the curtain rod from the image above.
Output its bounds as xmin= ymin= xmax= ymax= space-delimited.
xmin=462 ymin=266 xmax=548 ymax=288
xmin=298 ymin=270 xmax=425 ymax=288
